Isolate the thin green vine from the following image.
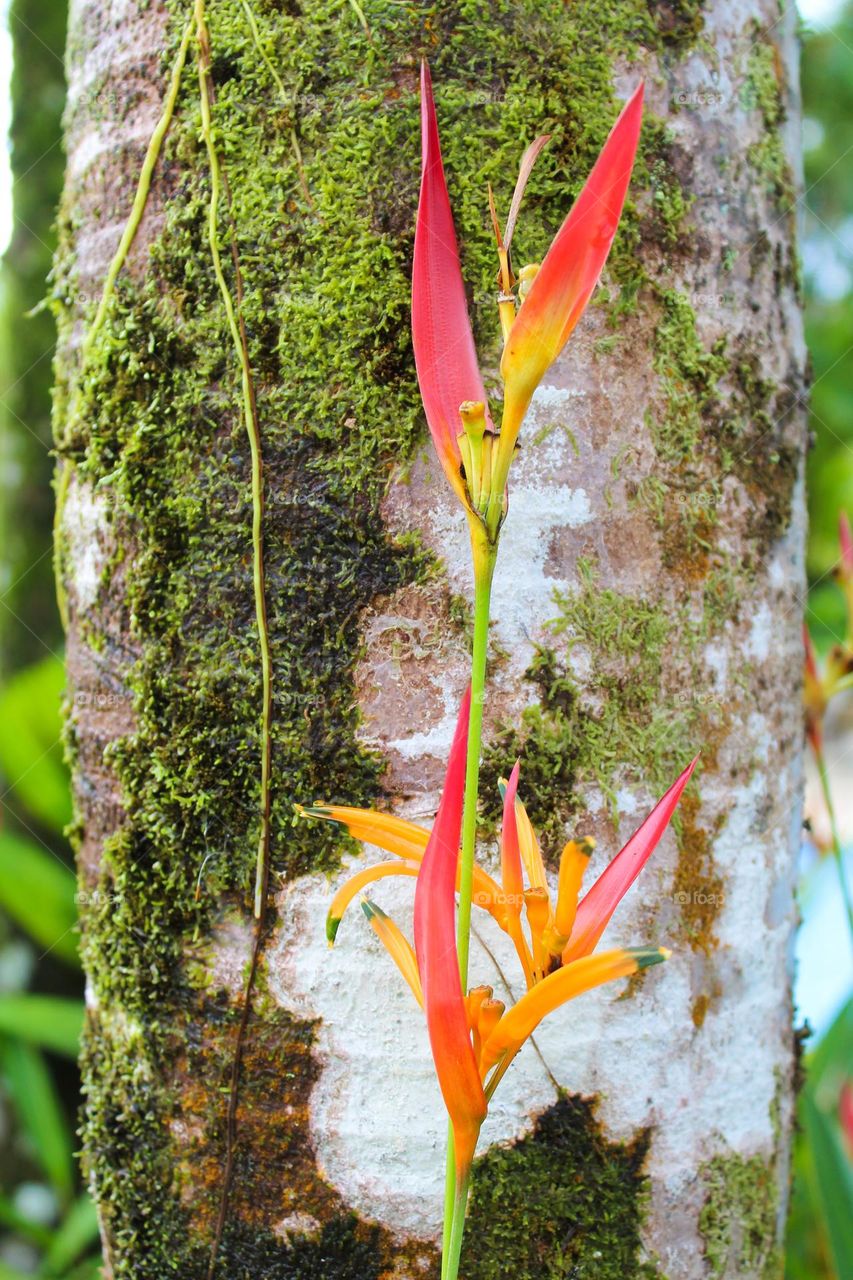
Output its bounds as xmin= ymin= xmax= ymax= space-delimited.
xmin=195 ymin=0 xmax=273 ymax=923
xmin=84 ymin=17 xmax=194 ymax=360
xmin=54 ymin=15 xmax=194 ymax=630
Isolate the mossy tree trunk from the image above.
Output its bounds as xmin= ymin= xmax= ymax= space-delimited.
xmin=54 ymin=1 xmax=806 ymax=1278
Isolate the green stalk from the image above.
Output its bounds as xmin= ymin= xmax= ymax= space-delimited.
xmin=440 ymin=1124 xmax=456 ymax=1277
xmin=814 ymin=745 xmax=853 ymax=947
xmin=444 ymin=1173 xmax=472 ymax=1280
xmin=439 ymin=529 xmax=497 ymax=1278
xmin=457 ymin=546 xmax=496 ymax=982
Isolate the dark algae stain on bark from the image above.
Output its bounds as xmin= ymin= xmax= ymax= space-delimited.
xmin=463 ymin=1095 xmax=657 ymax=1280
xmin=53 ymin=0 xmax=718 ymax=1274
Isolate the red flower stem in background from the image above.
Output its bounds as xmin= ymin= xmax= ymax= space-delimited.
xmin=814 ymin=743 xmax=853 ymax=948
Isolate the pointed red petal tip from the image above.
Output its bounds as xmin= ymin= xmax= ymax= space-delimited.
xmin=413 ymin=687 xmax=486 ymax=1175
xmin=839 ymin=512 xmax=853 ymax=577
xmin=803 ymin=623 xmax=819 ymax=680
xmin=562 ymin=753 xmax=697 ymax=964
xmin=499 ymin=82 xmax=644 ymax=433
xmin=412 ymin=63 xmax=492 ymax=506
xmin=840 ymin=1080 xmax=853 ymax=1152
xmin=500 ymin=760 xmax=523 ymax=918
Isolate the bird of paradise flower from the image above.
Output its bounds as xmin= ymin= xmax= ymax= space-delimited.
xmin=297 ymin=692 xmax=695 ymax=1272
xmin=296 ymin=62 xmax=671 ymax=1280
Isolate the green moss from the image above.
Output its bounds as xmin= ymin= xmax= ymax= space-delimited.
xmin=51 ymin=0 xmax=717 ymax=1273
xmin=462 ymin=1094 xmax=659 ymax=1280
xmin=698 ymin=1077 xmax=785 ymax=1280
xmin=743 ymin=37 xmax=792 ymax=203
xmin=480 ymin=556 xmax=713 ymax=855
xmin=698 ymin=1153 xmax=783 ymax=1279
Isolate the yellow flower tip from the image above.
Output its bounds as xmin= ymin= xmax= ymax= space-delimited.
xmin=517 ymin=262 xmax=539 ymax=299
xmin=466 ymin=985 xmax=493 ymax=1032
xmin=478 ymin=998 xmax=505 ymax=1045
xmin=660 ymin=946 xmax=672 ymax=961
xmin=523 ymin=886 xmax=550 ymax=934
xmin=459 ymin=400 xmax=487 ymax=438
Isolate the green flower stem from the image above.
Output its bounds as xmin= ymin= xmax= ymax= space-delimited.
xmin=444 ymin=1172 xmax=472 ymax=1280
xmin=814 ymin=744 xmax=853 ymax=947
xmin=457 ymin=544 xmax=496 ymax=983
xmin=440 ymin=528 xmax=497 ymax=1279
xmin=441 ymin=1124 xmax=456 ymax=1275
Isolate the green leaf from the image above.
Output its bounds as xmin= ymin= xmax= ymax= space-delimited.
xmin=0 ymin=1037 xmax=74 ymax=1198
xmin=794 ymin=997 xmax=853 ymax=1279
xmin=0 ymin=830 xmax=78 ymax=965
xmin=801 ymin=1089 xmax=853 ymax=1278
xmin=0 ymin=1263 xmax=33 ymax=1280
xmin=0 ymin=1190 xmax=52 ymax=1248
xmin=0 ymin=656 xmax=71 ymax=833
xmin=42 ymin=1194 xmax=100 ymax=1277
xmin=0 ymin=994 xmax=83 ymax=1058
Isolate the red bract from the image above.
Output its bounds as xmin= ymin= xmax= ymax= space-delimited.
xmin=412 ymin=62 xmax=493 ymax=512
xmin=412 ymin=66 xmax=643 ymax=539
xmin=562 ymin=756 xmax=698 ymax=964
xmin=494 ymin=83 xmax=644 ymax=502
xmin=412 ymin=687 xmax=487 ymax=1181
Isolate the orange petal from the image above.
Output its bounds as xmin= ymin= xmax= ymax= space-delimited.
xmin=299 ymin=803 xmax=505 ymax=925
xmin=554 ymin=838 xmax=594 ymax=941
xmin=515 ymin=795 xmax=547 ymax=891
xmin=297 ymin=803 xmax=430 ymax=862
xmin=326 ymin=862 xmax=419 ymax=943
xmin=480 ymin=947 xmax=667 ymax=1075
xmin=362 ymin=900 xmax=424 ymax=1007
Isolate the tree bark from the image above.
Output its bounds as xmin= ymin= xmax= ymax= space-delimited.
xmin=54 ymin=1 xmax=807 ymax=1278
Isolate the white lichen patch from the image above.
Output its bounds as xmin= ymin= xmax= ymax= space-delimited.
xmin=269 ymin=864 xmax=562 ymax=1238
xmin=267 ymin=800 xmax=688 ymax=1241
xmin=273 ymin=1212 xmax=322 ymax=1242
xmin=61 ymin=476 xmax=110 ymax=613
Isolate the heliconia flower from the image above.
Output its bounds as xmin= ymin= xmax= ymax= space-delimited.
xmin=493 ymin=83 xmax=644 ymax=503
xmin=838 ymin=512 xmax=853 ymax=648
xmin=297 ymin=719 xmax=693 ymax=1122
xmin=840 ymin=1080 xmax=853 ymax=1157
xmin=803 ymin=623 xmax=826 ymax=754
xmin=413 ymin=688 xmax=487 ymax=1180
xmin=412 ymin=61 xmax=495 ymax=517
xmin=411 ymin=67 xmax=643 ymax=541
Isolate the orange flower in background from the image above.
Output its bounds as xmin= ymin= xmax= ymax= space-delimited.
xmin=297 ymin=701 xmax=695 ymax=1152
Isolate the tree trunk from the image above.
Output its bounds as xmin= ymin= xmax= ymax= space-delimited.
xmin=54 ymin=1 xmax=807 ymax=1277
